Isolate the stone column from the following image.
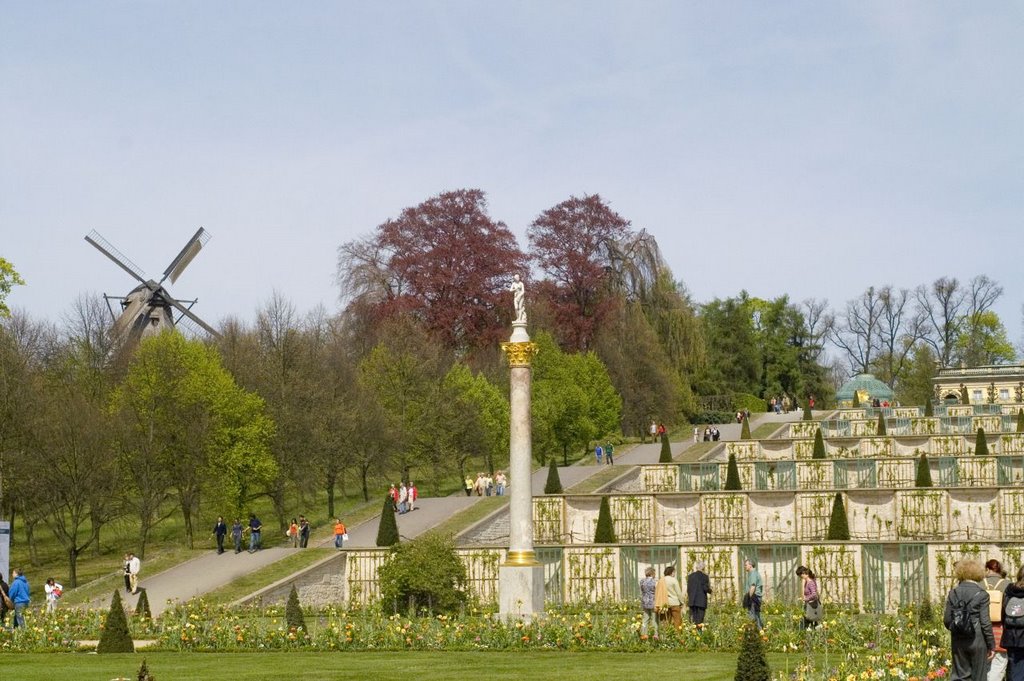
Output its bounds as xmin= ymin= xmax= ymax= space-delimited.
xmin=498 ymin=321 xmax=544 ymax=619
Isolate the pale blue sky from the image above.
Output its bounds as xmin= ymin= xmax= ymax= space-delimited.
xmin=2 ymin=2 xmax=1021 ymax=343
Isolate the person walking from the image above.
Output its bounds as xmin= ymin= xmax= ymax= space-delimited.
xmin=744 ymin=557 xmax=764 ymax=630
xmin=398 ymin=483 xmax=409 ymax=513
xmin=464 ymin=476 xmax=473 ymax=497
xmin=595 ymin=444 xmax=603 ymax=465
xmin=797 ymin=565 xmax=822 ymax=629
xmin=128 ymin=552 xmax=141 ymax=594
xmin=494 ymin=471 xmax=506 ymax=496
xmin=231 ymin=518 xmax=244 ymax=554
xmin=686 ymin=561 xmax=713 ymax=625
xmin=649 ymin=420 xmax=657 ymax=443
xmin=0 ymin=571 xmax=11 ymax=627
xmin=247 ymin=514 xmax=263 ymax=553
xmin=213 ymin=516 xmax=228 ymax=554
xmin=8 ymin=568 xmax=30 ymax=629
xmin=1001 ymin=565 xmax=1024 ymax=681
xmin=122 ymin=553 xmax=132 ymax=593
xmin=333 ymin=518 xmax=347 ymax=550
xmin=944 ymin=559 xmax=995 ymax=681
xmin=986 ymin=559 xmax=1012 ymax=681
xmin=662 ymin=566 xmax=685 ymax=628
xmin=605 ymin=442 xmax=614 ymax=465
xmin=44 ymin=577 xmax=62 ymax=614
xmin=298 ymin=516 xmax=310 ymax=548
xmin=408 ymin=482 xmax=418 ymax=511
xmin=288 ymin=518 xmax=299 ymax=548
xmin=640 ymin=567 xmax=659 ymax=638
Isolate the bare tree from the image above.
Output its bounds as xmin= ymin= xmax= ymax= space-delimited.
xmin=828 ymin=286 xmax=886 ymax=375
xmin=874 ymin=287 xmax=927 ymax=386
xmin=801 ymin=298 xmax=834 ymax=363
xmin=915 ymin=277 xmax=964 ymax=368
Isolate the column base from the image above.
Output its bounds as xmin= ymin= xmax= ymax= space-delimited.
xmin=498 ymin=564 xmax=545 ymax=620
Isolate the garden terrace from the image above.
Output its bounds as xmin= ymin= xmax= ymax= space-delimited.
xmin=722 ymin=432 xmax=1024 ymax=460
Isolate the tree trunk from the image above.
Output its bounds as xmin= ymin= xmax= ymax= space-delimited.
xmin=24 ymin=518 xmax=41 ymax=567
xmin=562 ymin=445 xmax=569 ymax=467
xmin=326 ymin=469 xmax=336 ymax=519
xmin=68 ymin=546 xmax=79 ymax=588
xmin=360 ymin=463 xmax=370 ymax=502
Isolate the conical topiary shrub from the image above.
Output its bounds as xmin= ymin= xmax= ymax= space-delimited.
xmin=376 ymin=494 xmax=400 ymax=547
xmin=594 ymin=496 xmax=617 ymax=543
xmin=924 ymin=400 xmax=933 ymax=417
xmin=134 ymin=588 xmax=151 ymax=620
xmin=544 ymin=458 xmax=563 ymax=494
xmin=961 ymin=386 xmax=970 ymax=404
xmin=915 ymin=453 xmax=933 ymax=487
xmin=802 ymin=404 xmax=812 ymax=421
xmin=741 ymin=417 xmax=751 ymax=440
xmin=876 ymin=412 xmax=887 ymax=436
xmin=852 ymin=392 xmax=860 ymax=408
xmin=137 ymin=658 xmax=155 ymax=681
xmin=826 ymin=493 xmax=850 ymax=540
xmin=975 ymin=428 xmax=989 ymax=456
xmin=285 ymin=584 xmax=306 ymax=632
xmin=1017 ymin=409 xmax=1023 ymax=433
xmin=812 ymin=429 xmax=826 ymax=460
xmin=724 ymin=453 xmax=742 ymax=490
xmin=97 ymin=590 xmax=134 ymax=653
xmin=659 ymin=432 xmax=672 ymax=463
xmin=734 ymin=622 xmax=770 ymax=681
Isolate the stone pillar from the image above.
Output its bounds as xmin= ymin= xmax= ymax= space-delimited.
xmin=498 ymin=321 xmax=544 ymax=619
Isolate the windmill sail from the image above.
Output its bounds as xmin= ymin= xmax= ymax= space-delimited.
xmin=163 ymin=227 xmax=211 ymax=285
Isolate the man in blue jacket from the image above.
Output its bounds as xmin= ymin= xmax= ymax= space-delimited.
xmin=8 ymin=568 xmax=30 ymax=629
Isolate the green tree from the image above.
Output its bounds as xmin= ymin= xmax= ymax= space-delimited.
xmin=895 ymin=344 xmax=938 ymax=407
xmin=876 ymin=412 xmax=887 ymax=436
xmin=956 ymin=310 xmax=1016 ymax=366
xmin=285 ymin=584 xmax=306 ymax=631
xmin=961 ymin=385 xmax=970 ymax=404
xmin=695 ymin=295 xmax=760 ymax=397
xmin=378 ymin=533 xmax=467 ymax=614
xmin=734 ymin=622 xmax=770 ymax=681
xmin=134 ymin=589 xmax=152 ymax=620
xmin=740 ymin=417 xmax=751 ymax=440
xmin=0 ymin=257 xmax=25 ymax=317
xmin=802 ymin=404 xmax=812 ymax=421
xmin=915 ymin=454 xmax=933 ymax=487
xmin=852 ymin=391 xmax=860 ymax=408
xmin=544 ymin=458 xmax=563 ymax=494
xmin=594 ymin=496 xmax=617 ymax=543
xmin=724 ymin=453 xmax=742 ymax=490
xmin=113 ymin=333 xmax=277 ymax=551
xmin=438 ymin=362 xmax=509 ymax=478
xmin=826 ymin=493 xmax=850 ymax=540
xmin=975 ymin=428 xmax=989 ymax=456
xmin=924 ymin=399 xmax=933 ymax=417
xmin=97 ymin=590 xmax=134 ymax=653
xmin=376 ymin=494 xmax=399 ymax=547
xmin=812 ymin=429 xmax=826 ymax=460
xmin=1017 ymin=409 xmax=1024 ymax=433
xmin=659 ymin=431 xmax=672 ymax=463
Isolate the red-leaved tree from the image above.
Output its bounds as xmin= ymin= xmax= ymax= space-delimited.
xmin=337 ymin=189 xmax=526 ymax=352
xmin=527 ymin=194 xmax=632 ymax=350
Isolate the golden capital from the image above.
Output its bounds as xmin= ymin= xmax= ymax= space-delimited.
xmin=501 ymin=341 xmax=538 ymax=367
xmin=504 ymin=550 xmax=541 ymax=567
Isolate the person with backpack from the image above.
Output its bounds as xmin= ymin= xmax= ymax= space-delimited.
xmin=1002 ymin=565 xmax=1024 ymax=681
xmin=944 ymin=559 xmax=995 ymax=681
xmin=985 ymin=560 xmax=1012 ymax=681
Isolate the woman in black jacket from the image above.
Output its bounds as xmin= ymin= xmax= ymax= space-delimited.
xmin=1002 ymin=565 xmax=1024 ymax=681
xmin=943 ymin=559 xmax=995 ymax=681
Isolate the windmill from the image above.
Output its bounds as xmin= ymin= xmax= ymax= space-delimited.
xmin=84 ymin=227 xmax=220 ymax=344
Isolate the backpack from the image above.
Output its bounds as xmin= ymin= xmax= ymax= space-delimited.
xmin=987 ymin=578 xmax=1009 ymax=622
xmin=948 ymin=595 xmax=975 ymax=637
xmin=1006 ymin=595 xmax=1024 ymax=628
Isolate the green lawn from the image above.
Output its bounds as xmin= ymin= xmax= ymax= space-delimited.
xmin=0 ymin=651 xmax=810 ymax=681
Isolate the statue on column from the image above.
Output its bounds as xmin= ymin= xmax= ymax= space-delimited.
xmin=509 ymin=274 xmax=527 ymax=324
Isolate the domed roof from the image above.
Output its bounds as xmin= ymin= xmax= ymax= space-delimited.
xmin=836 ymin=373 xmax=894 ymax=401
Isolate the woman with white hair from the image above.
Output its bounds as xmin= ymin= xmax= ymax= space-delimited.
xmin=944 ymin=559 xmax=996 ymax=681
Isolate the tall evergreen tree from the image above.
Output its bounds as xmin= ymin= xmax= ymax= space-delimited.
xmin=812 ymin=429 xmax=826 ymax=460
xmin=376 ymin=494 xmax=400 ymax=547
xmin=852 ymin=391 xmax=860 ymax=408
xmin=876 ymin=412 xmax=887 ymax=436
xmin=594 ymin=496 xmax=617 ymax=543
xmin=741 ymin=417 xmax=751 ymax=440
xmin=924 ymin=399 xmax=933 ymax=417
xmin=802 ymin=404 xmax=812 ymax=421
xmin=134 ymin=589 xmax=151 ymax=621
xmin=826 ymin=493 xmax=850 ymax=540
xmin=97 ymin=590 xmax=134 ymax=653
xmin=960 ymin=385 xmax=970 ymax=404
xmin=975 ymin=428 xmax=989 ymax=456
xmin=285 ymin=584 xmax=306 ymax=631
xmin=915 ymin=453 xmax=933 ymax=487
xmin=659 ymin=431 xmax=672 ymax=463
xmin=1017 ymin=409 xmax=1023 ymax=433
xmin=724 ymin=453 xmax=742 ymax=491
xmin=544 ymin=458 xmax=563 ymax=494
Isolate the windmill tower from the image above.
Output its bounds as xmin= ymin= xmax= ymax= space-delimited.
xmin=84 ymin=227 xmax=220 ymax=343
